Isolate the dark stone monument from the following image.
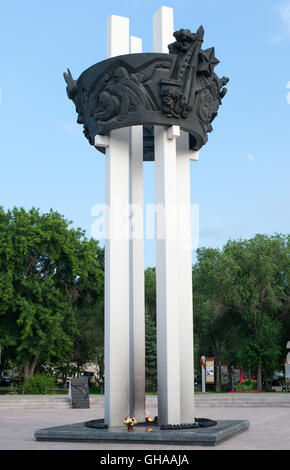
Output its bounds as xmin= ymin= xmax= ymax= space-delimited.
xmin=69 ymin=377 xmax=90 ymax=409
xmin=64 ymin=27 xmax=229 ymax=160
xmin=35 ymin=419 xmax=250 ymax=446
xmin=34 ymin=8 xmax=250 ymax=446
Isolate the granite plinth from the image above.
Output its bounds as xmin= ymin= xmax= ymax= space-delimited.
xmin=35 ymin=419 xmax=249 ymax=446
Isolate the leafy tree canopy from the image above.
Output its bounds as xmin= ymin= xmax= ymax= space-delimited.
xmin=193 ymin=233 xmax=290 ymax=391
xmin=0 ymin=207 xmax=104 ymax=380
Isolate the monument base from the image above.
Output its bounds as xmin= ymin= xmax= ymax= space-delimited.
xmin=35 ymin=419 xmax=249 ymax=446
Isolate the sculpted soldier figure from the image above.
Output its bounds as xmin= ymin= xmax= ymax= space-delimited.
xmin=107 ymin=65 xmax=157 ymax=120
xmin=92 ymin=91 xmax=120 ymax=121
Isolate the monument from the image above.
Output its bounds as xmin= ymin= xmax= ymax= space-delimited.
xmin=68 ymin=377 xmax=90 ymax=409
xmin=35 ymin=6 xmax=249 ymax=445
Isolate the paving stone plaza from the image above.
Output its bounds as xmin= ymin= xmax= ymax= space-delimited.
xmin=0 ymin=394 xmax=290 ymax=450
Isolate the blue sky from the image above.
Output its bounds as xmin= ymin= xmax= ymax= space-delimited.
xmin=0 ymin=0 xmax=289 ymax=266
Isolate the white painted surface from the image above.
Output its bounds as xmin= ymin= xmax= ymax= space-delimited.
xmin=106 ymin=15 xmax=129 ymax=59
xmin=155 ymin=125 xmax=181 ymax=426
xmin=153 ymin=6 xmax=196 ymax=425
xmin=103 ymin=7 xmax=195 ymax=428
xmin=177 ymin=130 xmax=195 ymax=423
xmin=154 ymin=6 xmax=181 ymax=427
xmin=153 ymin=6 xmax=174 ymax=53
xmin=129 ymin=35 xmax=146 ymax=422
xmin=130 ymin=36 xmax=142 ymax=55
xmin=190 ymin=150 xmax=199 ymax=161
xmin=104 ymin=15 xmax=130 ymax=427
xmin=94 ymin=134 xmax=110 ymax=148
xmin=167 ymin=125 xmax=180 ymax=140
xmin=104 ymin=127 xmax=130 ymax=427
xmin=129 ymin=125 xmax=145 ymax=421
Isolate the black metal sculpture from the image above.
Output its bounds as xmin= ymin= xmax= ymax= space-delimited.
xmin=64 ymin=26 xmax=229 ymax=160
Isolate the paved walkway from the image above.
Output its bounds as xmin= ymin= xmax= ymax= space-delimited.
xmin=0 ymin=395 xmax=290 ymax=450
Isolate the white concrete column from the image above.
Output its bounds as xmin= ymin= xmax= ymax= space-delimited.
xmin=154 ymin=6 xmax=181 ymax=427
xmin=155 ymin=125 xmax=181 ymax=426
xmin=130 ymin=36 xmax=142 ymax=55
xmin=176 ymin=131 xmax=195 ymax=423
xmin=104 ymin=15 xmax=130 ymax=427
xmin=129 ymin=35 xmax=145 ymax=422
xmin=153 ymin=6 xmax=174 ymax=53
xmin=106 ymin=15 xmax=129 ymax=58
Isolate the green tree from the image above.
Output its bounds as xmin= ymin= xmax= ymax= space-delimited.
xmin=144 ymin=268 xmax=157 ymax=391
xmin=193 ymin=248 xmax=239 ymax=391
xmin=0 ymin=207 xmax=104 ymax=380
xmin=193 ymin=234 xmax=290 ymax=392
xmin=222 ymin=234 xmax=289 ymax=391
xmin=72 ymin=301 xmax=104 ymax=378
xmin=145 ymin=312 xmax=157 ymax=392
xmin=145 ymin=267 xmax=156 ymax=322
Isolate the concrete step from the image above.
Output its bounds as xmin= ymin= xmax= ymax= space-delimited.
xmin=0 ymin=395 xmax=103 ymax=409
xmin=0 ymin=394 xmax=289 ymax=409
xmin=0 ymin=395 xmax=71 ymax=409
xmin=195 ymin=402 xmax=290 ymax=407
xmin=194 ymin=394 xmax=290 ymax=407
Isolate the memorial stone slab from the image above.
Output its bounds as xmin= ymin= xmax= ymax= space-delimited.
xmin=69 ymin=378 xmax=90 ymax=409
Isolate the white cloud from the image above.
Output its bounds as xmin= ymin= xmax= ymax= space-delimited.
xmin=57 ymin=120 xmax=77 ymax=134
xmin=246 ymin=153 xmax=255 ymax=161
xmin=270 ymin=1 xmax=290 ymax=43
xmin=287 ymin=81 xmax=290 ymax=104
xmin=57 ymin=120 xmax=83 ymax=138
xmin=280 ymin=1 xmax=290 ymax=32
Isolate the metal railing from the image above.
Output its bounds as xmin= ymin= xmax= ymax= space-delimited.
xmin=0 ymin=386 xmax=68 ymax=395
xmin=44 ymin=387 xmax=68 ymax=394
xmin=0 ymin=386 xmax=24 ymax=394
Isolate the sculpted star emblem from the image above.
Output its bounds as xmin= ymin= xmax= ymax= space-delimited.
xmin=198 ymin=47 xmax=220 ymax=76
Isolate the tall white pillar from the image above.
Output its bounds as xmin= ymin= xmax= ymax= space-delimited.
xmin=104 ymin=15 xmax=130 ymax=427
xmin=155 ymin=124 xmax=181 ymax=426
xmin=153 ymin=5 xmax=174 ymax=53
xmin=154 ymin=6 xmax=181 ymax=427
xmin=106 ymin=15 xmax=129 ymax=58
xmin=129 ymin=36 xmax=146 ymax=422
xmin=176 ymin=131 xmax=195 ymax=423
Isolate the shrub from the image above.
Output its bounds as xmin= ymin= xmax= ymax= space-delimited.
xmin=235 ymin=380 xmax=257 ymax=392
xmin=89 ymin=383 xmax=104 ymax=394
xmin=23 ymin=374 xmax=56 ymax=394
